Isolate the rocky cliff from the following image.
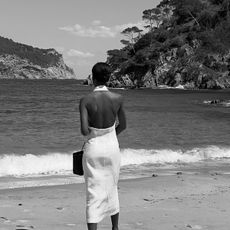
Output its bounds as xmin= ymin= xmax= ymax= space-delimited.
xmin=0 ymin=36 xmax=76 ymax=79
xmin=108 ymin=40 xmax=230 ymax=90
xmin=146 ymin=44 xmax=230 ymax=89
xmin=0 ymin=54 xmax=75 ymax=79
xmin=106 ymin=0 xmax=230 ymax=89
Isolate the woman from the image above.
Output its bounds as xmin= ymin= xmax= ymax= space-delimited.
xmin=79 ymin=62 xmax=126 ymax=230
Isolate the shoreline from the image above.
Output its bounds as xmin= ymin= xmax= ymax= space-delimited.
xmin=1 ymin=172 xmax=230 ymax=230
xmin=1 ymin=159 xmax=230 ymax=190
xmin=1 ymin=165 xmax=230 ymax=230
xmin=1 ymin=78 xmax=230 ymax=91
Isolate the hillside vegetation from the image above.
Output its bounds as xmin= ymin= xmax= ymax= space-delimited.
xmin=0 ymin=36 xmax=61 ymax=67
xmin=0 ymin=36 xmax=75 ymax=79
xmin=107 ymin=0 xmax=230 ymax=89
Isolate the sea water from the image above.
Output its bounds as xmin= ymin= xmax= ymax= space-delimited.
xmin=0 ymin=80 xmax=229 ymax=188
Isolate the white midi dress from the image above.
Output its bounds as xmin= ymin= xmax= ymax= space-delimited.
xmin=82 ymin=87 xmax=121 ymax=223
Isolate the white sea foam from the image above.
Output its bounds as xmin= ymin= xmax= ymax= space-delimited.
xmin=157 ymin=84 xmax=185 ymax=90
xmin=0 ymin=153 xmax=71 ymax=177
xmin=203 ymin=100 xmax=230 ymax=107
xmin=121 ymin=146 xmax=230 ymax=165
xmin=0 ymin=146 xmax=230 ymax=177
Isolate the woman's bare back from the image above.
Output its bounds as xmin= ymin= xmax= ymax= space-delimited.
xmin=79 ymin=90 xmax=126 ymax=135
xmin=86 ymin=91 xmax=121 ymax=128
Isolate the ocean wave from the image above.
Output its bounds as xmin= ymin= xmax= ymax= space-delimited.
xmin=158 ymin=84 xmax=185 ymax=90
xmin=0 ymin=146 xmax=230 ymax=177
xmin=203 ymin=99 xmax=230 ymax=107
xmin=121 ymin=146 xmax=230 ymax=165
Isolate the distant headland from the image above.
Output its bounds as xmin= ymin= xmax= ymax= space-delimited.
xmin=0 ymin=36 xmax=76 ymax=79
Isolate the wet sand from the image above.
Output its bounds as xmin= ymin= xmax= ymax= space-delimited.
xmin=1 ymin=169 xmax=230 ymax=230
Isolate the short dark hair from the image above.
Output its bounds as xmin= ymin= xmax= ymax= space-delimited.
xmin=92 ymin=62 xmax=111 ymax=84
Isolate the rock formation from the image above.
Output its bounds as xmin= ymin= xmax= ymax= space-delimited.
xmin=0 ymin=54 xmax=75 ymax=79
xmin=0 ymin=36 xmax=76 ymax=79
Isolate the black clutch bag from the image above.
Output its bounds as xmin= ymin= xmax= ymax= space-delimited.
xmin=73 ymin=150 xmax=84 ymax=176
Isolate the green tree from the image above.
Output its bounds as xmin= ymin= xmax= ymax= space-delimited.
xmin=142 ymin=8 xmax=162 ymax=30
xmin=106 ymin=0 xmax=230 ymax=89
xmin=121 ymin=26 xmax=143 ymax=53
xmin=171 ymin=0 xmax=204 ymax=26
xmin=107 ymin=49 xmax=129 ymax=70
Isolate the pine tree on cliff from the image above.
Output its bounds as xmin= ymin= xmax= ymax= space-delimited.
xmin=106 ymin=0 xmax=230 ymax=89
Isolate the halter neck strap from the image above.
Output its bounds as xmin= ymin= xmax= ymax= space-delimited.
xmin=93 ymin=85 xmax=109 ymax=92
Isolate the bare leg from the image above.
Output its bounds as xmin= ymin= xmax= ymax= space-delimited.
xmin=111 ymin=212 xmax=119 ymax=230
xmin=87 ymin=223 xmax=97 ymax=230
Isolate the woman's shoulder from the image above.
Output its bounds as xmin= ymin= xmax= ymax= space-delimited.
xmin=109 ymin=91 xmax=123 ymax=99
xmin=80 ymin=91 xmax=96 ymax=100
xmin=80 ymin=93 xmax=94 ymax=106
xmin=80 ymin=91 xmax=123 ymax=106
xmin=108 ymin=91 xmax=124 ymax=104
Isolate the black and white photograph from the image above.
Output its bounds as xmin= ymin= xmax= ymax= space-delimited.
xmin=0 ymin=0 xmax=230 ymax=229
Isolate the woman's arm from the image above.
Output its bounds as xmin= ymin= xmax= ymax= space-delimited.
xmin=116 ymin=96 xmax=126 ymax=135
xmin=79 ymin=97 xmax=90 ymax=136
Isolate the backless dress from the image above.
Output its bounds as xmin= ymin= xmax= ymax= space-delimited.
xmin=82 ymin=86 xmax=121 ymax=223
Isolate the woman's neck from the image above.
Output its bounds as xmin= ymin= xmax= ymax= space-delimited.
xmin=94 ymin=83 xmax=105 ymax=87
xmin=93 ymin=85 xmax=108 ymax=92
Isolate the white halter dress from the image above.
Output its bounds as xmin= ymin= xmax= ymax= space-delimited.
xmin=83 ymin=86 xmax=121 ymax=223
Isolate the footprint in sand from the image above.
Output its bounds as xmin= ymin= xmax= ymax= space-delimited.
xmin=152 ymin=174 xmax=158 ymax=177
xmin=143 ymin=198 xmax=152 ymax=202
xmin=16 ymin=225 xmax=28 ymax=230
xmin=1 ymin=216 xmax=11 ymax=223
xmin=16 ymin=225 xmax=34 ymax=230
xmin=187 ymin=224 xmax=203 ymax=229
xmin=16 ymin=228 xmax=28 ymax=230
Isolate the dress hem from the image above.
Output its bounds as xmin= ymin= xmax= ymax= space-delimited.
xmin=86 ymin=208 xmax=120 ymax=223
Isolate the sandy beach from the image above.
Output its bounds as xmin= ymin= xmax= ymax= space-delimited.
xmin=1 ymin=165 xmax=230 ymax=230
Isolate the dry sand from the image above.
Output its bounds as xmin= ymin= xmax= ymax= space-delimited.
xmin=1 ymin=168 xmax=230 ymax=230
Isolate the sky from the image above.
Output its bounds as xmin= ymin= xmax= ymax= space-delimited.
xmin=0 ymin=0 xmax=161 ymax=79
